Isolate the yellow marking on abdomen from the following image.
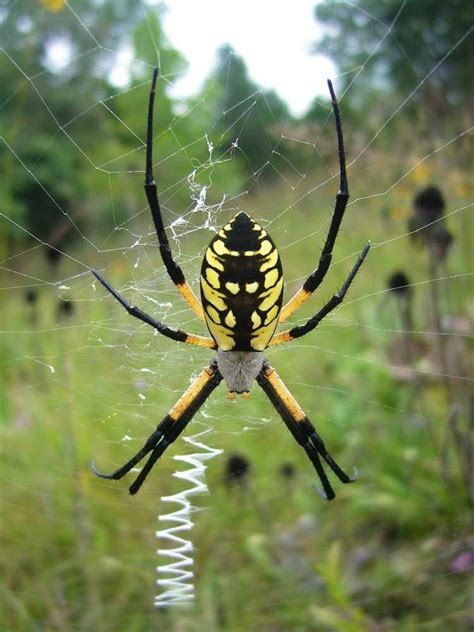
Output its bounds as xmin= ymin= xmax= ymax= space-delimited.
xmin=264 ymin=268 xmax=279 ymax=289
xmin=206 ymin=305 xmax=221 ymax=324
xmin=205 ymin=320 xmax=235 ymax=350
xmin=213 ymin=240 xmax=238 ymax=257
xmin=250 ymin=320 xmax=280 ymax=351
xmin=245 ymin=281 xmax=259 ymax=293
xmin=258 ymin=240 xmax=272 ymax=256
xmin=260 ymin=249 xmax=278 ymax=272
xmin=206 ymin=248 xmax=224 ymax=271
xmin=250 ymin=305 xmax=282 ymax=350
xmin=259 ymin=277 xmax=283 ymax=311
xmin=212 ymin=239 xmax=229 ymax=255
xmin=264 ymin=304 xmax=279 ymax=325
xmin=201 ymin=276 xmax=228 ymax=311
xmin=225 ymin=310 xmax=236 ymax=328
xmin=206 ymin=267 xmax=220 ymax=289
xmin=251 ymin=311 xmax=262 ymax=329
xmin=225 ymin=281 xmax=240 ymax=294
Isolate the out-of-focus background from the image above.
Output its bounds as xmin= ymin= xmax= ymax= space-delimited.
xmin=1 ymin=1 xmax=472 ymax=630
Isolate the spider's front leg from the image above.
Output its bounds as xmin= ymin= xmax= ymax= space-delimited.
xmin=93 ymin=361 xmax=223 ymax=495
xmin=269 ymin=241 xmax=370 ymax=347
xmin=91 ymin=269 xmax=215 ymax=349
xmin=144 ymin=68 xmax=204 ymax=320
xmin=279 ymin=79 xmax=356 ymax=324
xmin=257 ymin=362 xmax=356 ymax=500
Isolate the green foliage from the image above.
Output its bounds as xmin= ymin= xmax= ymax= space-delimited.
xmin=1 ymin=149 xmax=472 ymax=629
xmin=314 ymin=0 xmax=473 ymax=121
xmin=312 ymin=542 xmax=371 ymax=631
xmin=208 ymin=45 xmax=295 ymax=180
xmin=0 ymin=0 xmax=144 ymax=248
xmin=0 ymin=2 xmax=246 ymax=255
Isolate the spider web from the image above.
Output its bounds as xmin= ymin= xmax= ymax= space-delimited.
xmin=1 ymin=0 xmax=473 ymax=628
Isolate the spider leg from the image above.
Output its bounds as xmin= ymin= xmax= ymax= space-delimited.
xmin=269 ymin=241 xmax=370 ymax=346
xmin=279 ymin=80 xmax=353 ymax=323
xmin=256 ymin=362 xmax=356 ymax=500
xmin=92 ymin=421 xmax=172 ymax=480
xmin=144 ymin=68 xmax=204 ymax=321
xmin=92 ymin=361 xmax=223 ymax=495
xmin=92 ymin=269 xmax=216 ymax=349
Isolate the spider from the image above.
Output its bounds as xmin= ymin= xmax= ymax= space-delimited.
xmin=92 ymin=69 xmax=370 ymax=500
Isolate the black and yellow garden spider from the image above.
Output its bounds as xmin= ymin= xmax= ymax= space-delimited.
xmin=92 ymin=69 xmax=370 ymax=500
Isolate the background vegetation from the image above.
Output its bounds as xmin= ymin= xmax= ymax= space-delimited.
xmin=1 ymin=1 xmax=472 ymax=630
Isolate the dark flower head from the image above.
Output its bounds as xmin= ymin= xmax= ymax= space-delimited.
xmin=280 ymin=462 xmax=296 ymax=479
xmin=57 ymin=299 xmax=74 ymax=320
xmin=45 ymin=246 xmax=63 ymax=267
xmin=25 ymin=288 xmax=38 ymax=305
xmin=387 ymin=271 xmax=411 ymax=296
xmin=414 ymin=186 xmax=446 ymax=224
xmin=224 ymin=453 xmax=250 ymax=486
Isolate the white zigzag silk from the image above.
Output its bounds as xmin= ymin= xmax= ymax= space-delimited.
xmin=155 ymin=430 xmax=222 ymax=608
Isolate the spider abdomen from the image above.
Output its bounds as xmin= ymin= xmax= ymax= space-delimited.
xmin=200 ymin=212 xmax=284 ymax=351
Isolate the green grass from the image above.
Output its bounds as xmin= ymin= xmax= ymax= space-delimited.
xmin=1 ymin=151 xmax=472 ymax=631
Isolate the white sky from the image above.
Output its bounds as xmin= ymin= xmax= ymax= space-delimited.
xmin=158 ymin=0 xmax=335 ymax=117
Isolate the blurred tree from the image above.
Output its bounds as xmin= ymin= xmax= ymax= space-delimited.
xmin=0 ymin=0 xmax=213 ymax=260
xmin=0 ymin=2 xmax=248 ymax=263
xmin=0 ymin=0 xmax=148 ymax=253
xmin=210 ymin=45 xmax=293 ymax=181
xmin=313 ymin=0 xmax=473 ymax=119
xmin=304 ymin=95 xmax=332 ymax=127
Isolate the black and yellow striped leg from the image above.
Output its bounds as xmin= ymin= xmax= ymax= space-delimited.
xmin=256 ymin=362 xmax=356 ymax=500
xmin=92 ymin=269 xmax=216 ymax=349
xmin=144 ymin=68 xmax=204 ymax=321
xmin=92 ymin=361 xmax=223 ymax=495
xmin=280 ymin=80 xmax=352 ymax=323
xmin=270 ymin=242 xmax=370 ymax=346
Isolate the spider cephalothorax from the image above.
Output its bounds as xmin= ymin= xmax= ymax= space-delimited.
xmin=92 ymin=68 xmax=369 ymax=500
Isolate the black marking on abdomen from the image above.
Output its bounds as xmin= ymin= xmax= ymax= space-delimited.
xmin=200 ymin=212 xmax=284 ymax=351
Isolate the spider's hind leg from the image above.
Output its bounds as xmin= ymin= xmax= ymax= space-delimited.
xmin=257 ymin=362 xmax=356 ymax=500
xmin=92 ymin=361 xmax=222 ymax=494
xmin=91 ymin=418 xmax=173 ymax=482
xmin=300 ymin=418 xmax=358 ymax=485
